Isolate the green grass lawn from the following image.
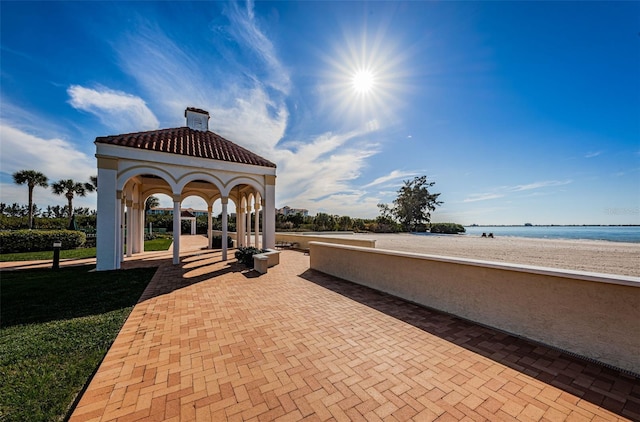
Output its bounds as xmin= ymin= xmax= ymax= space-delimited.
xmin=0 ymin=238 xmax=173 ymax=262
xmin=143 ymin=237 xmax=173 ymax=252
xmin=0 ymin=265 xmax=158 ymax=421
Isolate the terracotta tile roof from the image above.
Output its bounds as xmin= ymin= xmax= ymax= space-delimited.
xmin=95 ymin=127 xmax=276 ymax=168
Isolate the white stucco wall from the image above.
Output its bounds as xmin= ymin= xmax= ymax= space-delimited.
xmin=275 ymin=233 xmax=376 ymax=250
xmin=309 ymin=241 xmax=640 ymax=374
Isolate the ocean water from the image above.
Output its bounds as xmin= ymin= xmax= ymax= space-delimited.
xmin=460 ymin=226 xmax=640 ymax=243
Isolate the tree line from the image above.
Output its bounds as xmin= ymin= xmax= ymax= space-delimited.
xmin=7 ymin=171 xmax=461 ymax=234
xmin=0 ymin=203 xmax=95 ymax=218
xmin=276 ymin=176 xmax=448 ymax=233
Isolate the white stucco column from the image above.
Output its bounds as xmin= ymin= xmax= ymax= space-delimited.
xmin=190 ymin=218 xmax=196 ymax=235
xmin=246 ymin=203 xmax=252 ymax=246
xmin=172 ymin=195 xmax=181 ymax=265
xmin=207 ymin=204 xmax=213 ymax=249
xmin=138 ymin=204 xmax=145 ymax=253
xmin=237 ymin=206 xmax=245 ymax=247
xmin=96 ymin=159 xmax=118 ymax=271
xmin=254 ymin=200 xmax=260 ymax=249
xmin=221 ymin=197 xmax=228 ymax=261
xmin=126 ymin=199 xmax=133 ymax=257
xmin=119 ymin=197 xmax=125 ymax=266
xmin=263 ymin=175 xmax=276 ymax=249
xmin=261 ymin=198 xmax=267 ymax=249
xmin=131 ymin=203 xmax=139 ymax=254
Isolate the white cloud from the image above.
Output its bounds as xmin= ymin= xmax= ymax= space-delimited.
xmin=463 ymin=180 xmax=572 ymax=203
xmin=222 ymin=0 xmax=291 ymax=95
xmin=510 ymin=180 xmax=572 ymax=191
xmin=212 ymin=89 xmax=288 ymax=155
xmin=585 ymin=151 xmax=603 ymax=158
xmin=0 ymin=124 xmax=97 ymax=208
xmin=463 ymin=193 xmax=504 ymax=203
xmin=274 ymin=130 xmax=381 ymax=211
xmin=68 ymin=85 xmax=159 ymax=133
xmin=363 ymin=170 xmax=419 ymax=188
xmin=114 ymin=14 xmax=289 ymax=150
xmin=298 ymin=192 xmax=383 ymax=218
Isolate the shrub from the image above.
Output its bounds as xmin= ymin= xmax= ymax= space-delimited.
xmin=0 ymin=230 xmax=86 ymax=254
xmin=83 ymin=234 xmax=97 ymax=248
xmin=364 ymin=222 xmax=402 ymax=233
xmin=429 ymin=223 xmax=466 ymax=234
xmin=0 ymin=216 xmax=97 ymax=231
xmin=212 ymin=236 xmax=234 ymax=249
xmin=0 ymin=216 xmax=29 ymax=230
xmin=234 ymin=247 xmax=265 ymax=267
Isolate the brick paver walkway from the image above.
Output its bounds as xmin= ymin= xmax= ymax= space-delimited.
xmin=69 ymin=248 xmax=640 ymax=421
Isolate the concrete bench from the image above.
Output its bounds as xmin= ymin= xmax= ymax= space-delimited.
xmin=253 ymin=249 xmax=280 ymax=274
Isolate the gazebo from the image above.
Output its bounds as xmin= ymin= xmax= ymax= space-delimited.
xmin=94 ymin=107 xmax=277 ymax=271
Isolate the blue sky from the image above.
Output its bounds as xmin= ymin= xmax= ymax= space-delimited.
xmin=1 ymin=1 xmax=639 ymax=225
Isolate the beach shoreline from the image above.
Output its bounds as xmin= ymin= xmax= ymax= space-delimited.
xmin=351 ymin=233 xmax=640 ymax=277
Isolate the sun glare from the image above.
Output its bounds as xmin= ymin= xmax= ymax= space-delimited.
xmin=352 ymin=69 xmax=375 ymax=94
xmin=322 ymin=27 xmax=408 ymax=122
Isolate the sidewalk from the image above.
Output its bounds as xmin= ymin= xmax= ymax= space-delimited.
xmin=0 ymin=235 xmax=210 ymax=271
xmin=68 ymin=247 xmax=639 ymax=421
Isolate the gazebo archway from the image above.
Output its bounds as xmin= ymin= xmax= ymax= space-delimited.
xmin=95 ymin=107 xmax=277 ymax=271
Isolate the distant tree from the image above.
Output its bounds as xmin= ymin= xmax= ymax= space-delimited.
xmin=313 ymin=212 xmax=334 ymax=231
xmin=337 ymin=215 xmax=353 ymax=231
xmin=73 ymin=207 xmax=92 ymax=216
xmin=377 ymin=203 xmax=394 ymax=221
xmin=430 ymin=222 xmax=465 ymax=234
xmin=286 ymin=212 xmax=304 ymax=227
xmin=89 ymin=175 xmax=98 ymax=191
xmin=51 ymin=179 xmax=96 ymax=226
xmin=379 ymin=176 xmax=443 ymax=232
xmin=145 ymin=195 xmax=160 ymax=212
xmin=5 ymin=203 xmax=27 ymax=218
xmin=51 ymin=205 xmax=66 ymax=218
xmin=32 ymin=203 xmax=42 ymax=218
xmin=12 ymin=170 xmax=49 ymax=229
xmin=352 ymin=218 xmax=366 ymax=232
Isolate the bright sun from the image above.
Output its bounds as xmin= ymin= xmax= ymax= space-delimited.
xmin=352 ymin=69 xmax=375 ymax=94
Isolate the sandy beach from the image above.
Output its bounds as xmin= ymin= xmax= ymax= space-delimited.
xmin=351 ymin=233 xmax=640 ymax=277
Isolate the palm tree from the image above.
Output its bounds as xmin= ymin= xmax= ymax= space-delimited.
xmin=145 ymin=195 xmax=160 ymax=212
xmin=51 ymin=179 xmax=96 ymax=226
xmin=89 ymin=175 xmax=98 ymax=191
xmin=12 ymin=170 xmax=49 ymax=229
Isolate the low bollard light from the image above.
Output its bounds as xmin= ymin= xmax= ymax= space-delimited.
xmin=52 ymin=241 xmax=62 ymax=270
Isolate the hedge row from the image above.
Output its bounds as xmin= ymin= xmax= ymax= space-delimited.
xmin=0 ymin=230 xmax=86 ymax=254
xmin=0 ymin=215 xmax=96 ymax=231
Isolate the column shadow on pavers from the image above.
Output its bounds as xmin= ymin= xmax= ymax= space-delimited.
xmin=298 ymin=268 xmax=640 ymax=420
xmin=138 ymin=260 xmax=248 ymax=302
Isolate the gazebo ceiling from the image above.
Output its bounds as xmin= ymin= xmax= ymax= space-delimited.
xmin=95 ymin=127 xmax=276 ymax=168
